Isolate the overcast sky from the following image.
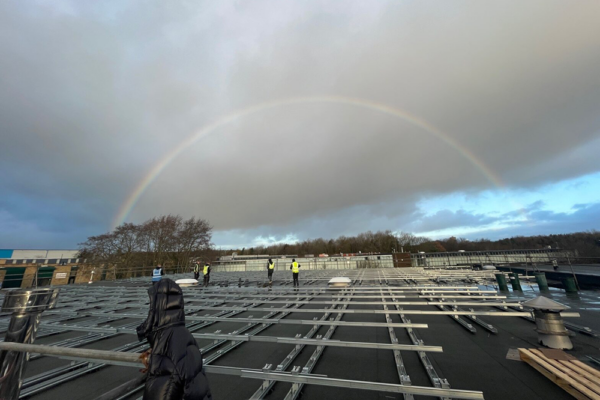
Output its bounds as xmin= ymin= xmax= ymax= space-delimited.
xmin=1 ymin=1 xmax=599 ymax=249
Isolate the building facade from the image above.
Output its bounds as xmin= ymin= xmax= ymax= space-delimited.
xmin=0 ymin=249 xmax=80 ymax=264
xmin=213 ymin=254 xmax=394 ymax=272
xmin=411 ymin=248 xmax=574 ymax=267
xmin=0 ymin=249 xmax=88 ymax=288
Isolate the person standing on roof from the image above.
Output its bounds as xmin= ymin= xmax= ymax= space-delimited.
xmin=152 ymin=265 xmax=164 ymax=284
xmin=202 ymin=262 xmax=211 ymax=287
xmin=290 ymin=259 xmax=300 ymax=288
xmin=193 ymin=262 xmax=200 ymax=280
xmin=267 ymin=258 xmax=275 ymax=284
xmin=136 ymin=278 xmax=212 ymax=400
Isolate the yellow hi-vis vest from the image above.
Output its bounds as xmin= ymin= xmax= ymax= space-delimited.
xmin=292 ymin=262 xmax=299 ymax=273
xmin=269 ymin=262 xmax=274 ymax=270
xmin=203 ymin=265 xmax=209 ymax=275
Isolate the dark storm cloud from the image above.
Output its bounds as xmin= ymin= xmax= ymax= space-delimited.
xmin=1 ymin=1 xmax=600 ymax=247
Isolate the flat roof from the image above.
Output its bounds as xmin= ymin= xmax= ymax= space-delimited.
xmin=2 ymin=267 xmax=599 ymax=399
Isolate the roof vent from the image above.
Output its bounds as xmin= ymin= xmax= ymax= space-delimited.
xmin=175 ymin=278 xmax=199 ymax=287
xmin=523 ymin=296 xmax=572 ymax=350
xmin=328 ymin=277 xmax=351 ymax=288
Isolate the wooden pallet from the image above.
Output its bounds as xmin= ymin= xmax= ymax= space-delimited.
xmin=519 ymin=348 xmax=600 ymax=400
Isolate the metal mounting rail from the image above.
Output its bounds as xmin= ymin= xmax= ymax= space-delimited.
xmin=45 ymin=307 xmax=579 ymax=319
xmin=423 ymin=295 xmax=478 ymax=334
xmin=18 ymin=294 xmax=281 ymax=398
xmin=283 ymin=291 xmax=353 ymax=399
xmin=436 ymin=304 xmax=477 ymax=334
xmin=0 ymin=343 xmax=484 ymax=399
xmin=20 ymin=341 xmax=148 ymax=397
xmin=240 ymin=369 xmax=484 ymax=400
xmin=500 ymin=305 xmax=597 ymax=337
xmin=29 ymin=332 xmax=111 ymax=361
xmin=39 ymin=312 xmax=429 ymax=329
xmin=202 ymin=298 xmax=313 ymax=361
xmin=281 ymin=269 xmax=366 ymax=400
xmin=202 ymin=285 xmax=484 ymax=290
xmin=20 ymin=316 xmax=220 ymax=397
xmin=182 ymin=291 xmax=504 ymax=298
xmin=105 ymin=305 xmax=577 ymax=317
xmin=182 ymin=299 xmax=523 ymax=307
xmin=7 ymin=268 xmax=586 ymax=399
xmin=457 ymin=307 xmax=498 ymax=334
xmin=188 ymin=316 xmax=428 ymax=329
xmin=249 ymin=297 xmax=348 ymax=399
xmin=121 ymin=297 xmax=314 ymax=400
xmin=381 ymin=290 xmax=413 ymax=399
xmin=389 ymin=289 xmax=452 ymax=400
xmin=27 ymin=319 xmax=441 ymax=352
xmin=195 ymin=289 xmax=498 ymax=295
xmin=191 ymin=286 xmax=498 ymax=300
xmin=185 ymin=293 xmax=509 ymax=299
xmin=191 ymin=333 xmax=444 ymax=352
xmin=193 ymin=288 xmax=496 ymax=295
xmin=48 ymin=295 xmax=510 ymax=312
xmin=563 ymin=321 xmax=598 ymax=337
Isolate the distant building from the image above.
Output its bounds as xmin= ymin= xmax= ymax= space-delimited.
xmin=0 ymin=249 xmax=80 ymax=264
xmin=0 ymin=249 xmax=87 ymax=289
xmin=213 ymin=253 xmax=394 ymax=271
xmin=411 ymin=248 xmax=574 ymax=267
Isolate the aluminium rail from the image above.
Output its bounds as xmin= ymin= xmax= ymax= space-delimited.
xmin=4 ymin=266 xmax=583 ymax=399
xmin=20 ymin=322 xmax=444 ymax=352
xmin=18 ymin=293 xmax=290 ymax=397
xmin=37 ymin=312 xmax=429 ymax=329
xmin=49 ymin=299 xmax=525 ymax=307
xmin=0 ymin=342 xmax=484 ymax=400
xmin=249 ymin=300 xmax=346 ymax=399
xmin=41 ymin=306 xmax=581 ymax=319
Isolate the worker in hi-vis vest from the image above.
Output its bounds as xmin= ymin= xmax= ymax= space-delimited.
xmin=289 ymin=259 xmax=300 ymax=287
xmin=267 ymin=258 xmax=275 ymax=283
xmin=152 ymin=265 xmax=164 ymax=283
xmin=193 ymin=262 xmax=200 ymax=280
xmin=202 ymin=263 xmax=211 ymax=287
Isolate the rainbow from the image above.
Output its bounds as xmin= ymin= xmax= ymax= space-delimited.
xmin=113 ymin=95 xmax=506 ymax=228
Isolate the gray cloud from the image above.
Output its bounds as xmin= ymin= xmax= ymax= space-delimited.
xmin=406 ymin=209 xmax=499 ymax=233
xmin=1 ymin=1 xmax=600 ymax=247
xmin=467 ymin=201 xmax=600 ymax=240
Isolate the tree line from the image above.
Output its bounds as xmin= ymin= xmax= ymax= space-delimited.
xmin=232 ymin=230 xmax=600 ymax=257
xmin=79 ymin=215 xmax=212 ymax=277
xmin=80 ymin=215 xmax=600 ymax=277
xmin=232 ymin=231 xmax=435 ymax=256
xmin=435 ymin=231 xmax=600 ymax=256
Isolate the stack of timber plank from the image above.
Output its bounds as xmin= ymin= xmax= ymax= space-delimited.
xmin=519 ymin=348 xmax=600 ymax=400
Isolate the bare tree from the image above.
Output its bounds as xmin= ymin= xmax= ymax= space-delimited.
xmin=79 ymin=214 xmax=213 ymax=278
xmin=173 ymin=217 xmax=212 ymax=270
xmin=141 ymin=215 xmax=181 ymax=266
